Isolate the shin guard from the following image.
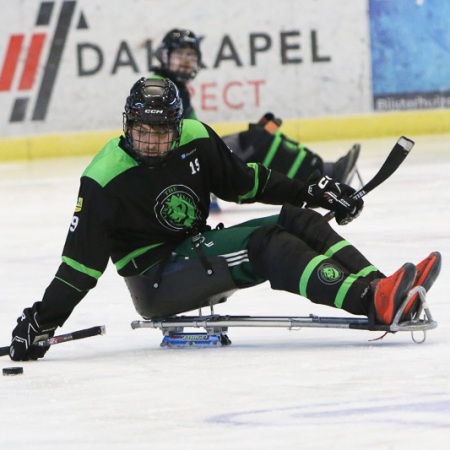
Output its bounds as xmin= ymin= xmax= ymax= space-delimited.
xmin=277 ymin=205 xmax=383 ymax=279
xmin=248 ymin=223 xmax=372 ymax=316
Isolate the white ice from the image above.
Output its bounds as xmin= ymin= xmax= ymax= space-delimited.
xmin=1 ymin=135 xmax=450 ymax=449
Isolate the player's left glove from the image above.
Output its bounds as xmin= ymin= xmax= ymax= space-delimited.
xmin=305 ymin=175 xmax=364 ymax=225
xmin=10 ymin=301 xmax=56 ymax=361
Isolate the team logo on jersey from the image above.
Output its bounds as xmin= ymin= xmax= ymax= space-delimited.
xmin=75 ymin=196 xmax=83 ymax=212
xmin=317 ymin=263 xmax=344 ymax=285
xmin=154 ymin=185 xmax=200 ymax=231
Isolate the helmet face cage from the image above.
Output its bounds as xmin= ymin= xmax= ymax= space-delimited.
xmin=156 ymin=29 xmax=201 ymax=82
xmin=124 ymin=77 xmax=183 ymax=166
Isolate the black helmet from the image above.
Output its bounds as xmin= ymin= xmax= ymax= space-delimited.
xmin=123 ymin=76 xmax=184 ymax=166
xmin=124 ymin=76 xmax=183 ymax=126
xmin=155 ymin=29 xmax=201 ymax=82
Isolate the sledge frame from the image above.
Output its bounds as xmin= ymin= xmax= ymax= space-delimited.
xmin=131 ymin=286 xmax=437 ymax=345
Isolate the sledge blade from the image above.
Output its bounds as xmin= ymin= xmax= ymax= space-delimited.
xmin=161 ymin=332 xmax=231 ymax=348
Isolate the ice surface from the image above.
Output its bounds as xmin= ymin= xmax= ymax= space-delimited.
xmin=1 ymin=135 xmax=450 ymax=449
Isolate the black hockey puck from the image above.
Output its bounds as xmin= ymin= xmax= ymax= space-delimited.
xmin=3 ymin=367 xmax=24 ymax=376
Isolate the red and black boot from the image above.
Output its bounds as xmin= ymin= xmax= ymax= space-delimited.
xmin=400 ymin=251 xmax=442 ymax=321
xmin=371 ymin=263 xmax=417 ymax=325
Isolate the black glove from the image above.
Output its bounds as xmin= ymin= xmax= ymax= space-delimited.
xmin=10 ymin=302 xmax=56 ymax=361
xmin=305 ymin=175 xmax=364 ymax=225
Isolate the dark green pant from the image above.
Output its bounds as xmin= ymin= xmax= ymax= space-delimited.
xmin=124 ymin=214 xmax=281 ymax=318
xmin=173 ymin=214 xmax=279 ymax=286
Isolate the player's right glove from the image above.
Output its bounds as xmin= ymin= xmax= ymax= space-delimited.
xmin=10 ymin=301 xmax=56 ymax=361
xmin=305 ymin=175 xmax=364 ymax=225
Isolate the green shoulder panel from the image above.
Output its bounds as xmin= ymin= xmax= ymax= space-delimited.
xmin=83 ymin=137 xmax=138 ymax=187
xmin=178 ymin=119 xmax=209 ymax=146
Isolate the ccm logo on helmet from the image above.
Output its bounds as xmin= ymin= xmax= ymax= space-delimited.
xmin=145 ymin=109 xmax=164 ymax=114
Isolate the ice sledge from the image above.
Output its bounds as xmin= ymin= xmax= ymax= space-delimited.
xmin=131 ymin=286 xmax=437 ymax=347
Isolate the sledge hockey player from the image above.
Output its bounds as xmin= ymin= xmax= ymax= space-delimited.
xmin=151 ymin=29 xmax=361 ymax=208
xmin=9 ymin=76 xmax=441 ymax=361
xmin=221 ymin=112 xmax=360 ymax=185
xmin=152 ymin=28 xmax=200 ymax=120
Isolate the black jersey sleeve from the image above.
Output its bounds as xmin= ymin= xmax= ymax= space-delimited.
xmin=37 ymin=177 xmax=116 ymax=327
xmin=200 ymin=123 xmax=310 ymax=206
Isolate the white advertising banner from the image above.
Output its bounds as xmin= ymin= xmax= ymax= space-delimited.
xmin=0 ymin=0 xmax=372 ymax=138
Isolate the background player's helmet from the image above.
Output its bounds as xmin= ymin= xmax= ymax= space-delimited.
xmin=123 ymin=76 xmax=184 ymax=166
xmin=156 ymin=29 xmax=202 ymax=82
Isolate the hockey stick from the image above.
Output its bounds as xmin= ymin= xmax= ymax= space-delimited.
xmin=324 ymin=136 xmax=415 ymax=221
xmin=0 ymin=325 xmax=106 ymax=357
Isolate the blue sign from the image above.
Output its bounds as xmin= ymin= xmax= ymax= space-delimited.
xmin=369 ymin=0 xmax=450 ymax=111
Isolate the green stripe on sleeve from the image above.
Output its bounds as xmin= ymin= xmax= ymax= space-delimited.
xmin=114 ymin=243 xmax=164 ymax=271
xmin=238 ymin=162 xmax=260 ymax=203
xmin=55 ymin=276 xmax=83 ymax=292
xmin=62 ymin=256 xmax=103 ymax=280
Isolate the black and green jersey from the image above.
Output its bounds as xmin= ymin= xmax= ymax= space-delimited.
xmin=39 ymin=119 xmax=310 ymax=327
